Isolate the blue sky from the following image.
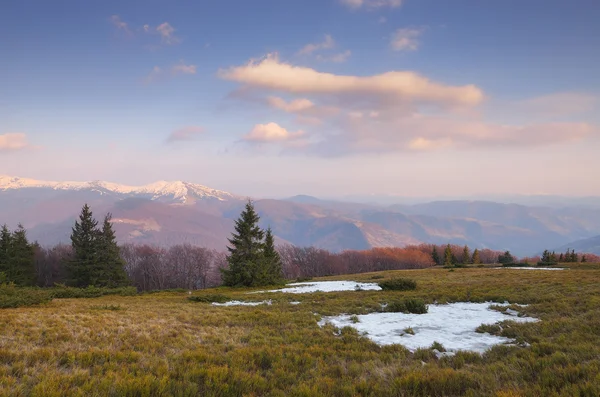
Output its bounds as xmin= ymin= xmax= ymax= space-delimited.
xmin=1 ymin=0 xmax=599 ymax=198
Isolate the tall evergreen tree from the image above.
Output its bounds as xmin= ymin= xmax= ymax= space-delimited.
xmin=94 ymin=213 xmax=129 ymax=287
xmin=221 ymin=200 xmax=266 ymax=287
xmin=443 ymin=244 xmax=454 ymax=267
xmin=462 ymin=245 xmax=471 ymax=265
xmin=8 ymin=224 xmax=36 ymax=286
xmin=431 ymin=246 xmax=440 ymax=266
xmin=262 ymin=227 xmax=284 ymax=285
xmin=472 ymin=249 xmax=481 ymax=264
xmin=68 ymin=204 xmax=99 ymax=287
xmin=0 ymin=225 xmax=11 ymax=281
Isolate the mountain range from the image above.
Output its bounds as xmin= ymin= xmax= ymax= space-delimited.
xmin=1 ymin=175 xmax=599 ymax=256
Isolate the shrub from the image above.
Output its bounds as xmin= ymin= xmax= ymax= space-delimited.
xmin=0 ymin=284 xmax=51 ymax=309
xmin=295 ymin=277 xmax=313 ymax=283
xmin=378 ymin=278 xmax=417 ymax=291
xmin=385 ymin=298 xmax=428 ymax=314
xmin=188 ymin=294 xmax=231 ymax=303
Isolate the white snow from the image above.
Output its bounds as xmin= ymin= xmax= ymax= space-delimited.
xmin=0 ymin=175 xmax=236 ymax=202
xmin=492 ymin=267 xmax=565 ymax=271
xmin=318 ymin=302 xmax=537 ymax=353
xmin=252 ymin=281 xmax=382 ymax=294
xmin=212 ymin=300 xmax=272 ymax=307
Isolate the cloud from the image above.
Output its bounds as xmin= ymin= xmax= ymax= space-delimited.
xmin=166 ymin=126 xmax=205 ymax=143
xmin=0 ymin=133 xmax=31 ymax=152
xmin=298 ymin=35 xmax=335 ymax=55
xmin=391 ymin=28 xmax=424 ymax=51
xmin=518 ymin=92 xmax=597 ymax=117
xmin=267 ymin=97 xmax=315 ymax=113
xmin=243 ymin=123 xmax=305 ymax=143
xmin=219 ymin=54 xmax=484 ymax=107
xmin=340 ymin=0 xmax=403 ymax=9
xmin=156 ymin=22 xmax=180 ymax=45
xmin=317 ymin=50 xmax=352 ymax=63
xmin=171 ymin=62 xmax=197 ymax=75
xmin=110 ymin=15 xmax=131 ymax=35
xmin=144 ymin=62 xmax=196 ymax=83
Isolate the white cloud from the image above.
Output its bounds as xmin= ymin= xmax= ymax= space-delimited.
xmin=267 ymin=97 xmax=315 ymax=113
xmin=166 ymin=126 xmax=205 ymax=143
xmin=243 ymin=123 xmax=305 ymax=143
xmin=156 ymin=22 xmax=180 ymax=45
xmin=317 ymin=50 xmax=352 ymax=63
xmin=391 ymin=28 xmax=424 ymax=51
xmin=110 ymin=15 xmax=133 ymax=36
xmin=298 ymin=35 xmax=335 ymax=55
xmin=145 ymin=62 xmax=196 ymax=82
xmin=0 ymin=133 xmax=31 ymax=152
xmin=219 ymin=54 xmax=484 ymax=107
xmin=518 ymin=92 xmax=597 ymax=117
xmin=340 ymin=0 xmax=403 ymax=9
xmin=171 ymin=62 xmax=197 ymax=75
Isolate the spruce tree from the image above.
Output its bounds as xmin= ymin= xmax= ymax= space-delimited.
xmin=262 ymin=227 xmax=284 ymax=285
xmin=443 ymin=244 xmax=454 ymax=268
xmin=431 ymin=246 xmax=440 ymax=265
xmin=472 ymin=249 xmax=481 ymax=264
xmin=581 ymin=255 xmax=587 ymax=263
xmin=94 ymin=213 xmax=129 ymax=288
xmin=68 ymin=204 xmax=98 ymax=287
xmin=0 ymin=225 xmax=11 ymax=281
xmin=462 ymin=245 xmax=471 ymax=265
xmin=559 ymin=253 xmax=564 ymax=262
xmin=8 ymin=224 xmax=36 ymax=286
xmin=221 ymin=200 xmax=266 ymax=287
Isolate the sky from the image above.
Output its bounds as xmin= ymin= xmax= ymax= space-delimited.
xmin=1 ymin=0 xmax=599 ymax=198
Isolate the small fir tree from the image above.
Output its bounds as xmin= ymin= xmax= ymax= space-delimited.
xmin=7 ymin=224 xmax=36 ymax=286
xmin=262 ymin=227 xmax=284 ymax=285
xmin=443 ymin=244 xmax=454 ymax=268
xmin=0 ymin=225 xmax=12 ymax=281
xmin=221 ymin=200 xmax=266 ymax=287
xmin=431 ymin=246 xmax=440 ymax=266
xmin=68 ymin=204 xmax=99 ymax=287
xmin=94 ymin=213 xmax=129 ymax=287
xmin=462 ymin=245 xmax=471 ymax=265
xmin=472 ymin=249 xmax=481 ymax=264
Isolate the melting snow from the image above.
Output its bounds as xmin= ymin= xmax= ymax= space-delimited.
xmin=492 ymin=267 xmax=565 ymax=271
xmin=212 ymin=300 xmax=272 ymax=307
xmin=252 ymin=281 xmax=382 ymax=294
xmin=318 ymin=302 xmax=537 ymax=353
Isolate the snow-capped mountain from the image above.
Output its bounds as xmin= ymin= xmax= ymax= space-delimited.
xmin=0 ymin=175 xmax=238 ymax=203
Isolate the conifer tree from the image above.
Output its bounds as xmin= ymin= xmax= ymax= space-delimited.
xmin=581 ymin=255 xmax=587 ymax=263
xmin=443 ymin=244 xmax=454 ymax=267
xmin=431 ymin=246 xmax=440 ymax=265
xmin=559 ymin=253 xmax=564 ymax=262
xmin=221 ymin=200 xmax=266 ymax=287
xmin=262 ymin=227 xmax=284 ymax=285
xmin=8 ymin=224 xmax=36 ymax=286
xmin=0 ymin=225 xmax=11 ymax=281
xmin=462 ymin=245 xmax=471 ymax=265
xmin=94 ymin=214 xmax=129 ymax=287
xmin=472 ymin=249 xmax=481 ymax=264
xmin=68 ymin=204 xmax=99 ymax=287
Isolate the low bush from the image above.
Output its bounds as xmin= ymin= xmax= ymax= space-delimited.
xmin=0 ymin=284 xmax=51 ymax=309
xmin=385 ymin=298 xmax=428 ymax=314
xmin=188 ymin=294 xmax=231 ymax=303
xmin=378 ymin=278 xmax=417 ymax=291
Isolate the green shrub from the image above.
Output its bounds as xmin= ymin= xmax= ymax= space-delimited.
xmin=188 ymin=294 xmax=231 ymax=303
xmin=385 ymin=298 xmax=428 ymax=314
xmin=378 ymin=278 xmax=417 ymax=291
xmin=0 ymin=284 xmax=51 ymax=309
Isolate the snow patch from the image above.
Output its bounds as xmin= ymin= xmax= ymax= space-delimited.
xmin=212 ymin=300 xmax=272 ymax=307
xmin=252 ymin=281 xmax=382 ymax=294
xmin=492 ymin=267 xmax=565 ymax=271
xmin=318 ymin=302 xmax=537 ymax=353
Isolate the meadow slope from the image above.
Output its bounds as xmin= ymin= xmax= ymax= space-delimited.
xmin=1 ymin=265 xmax=600 ymax=396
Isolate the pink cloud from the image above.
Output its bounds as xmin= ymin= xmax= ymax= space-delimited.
xmin=0 ymin=133 xmax=32 ymax=152
xmin=166 ymin=126 xmax=205 ymax=143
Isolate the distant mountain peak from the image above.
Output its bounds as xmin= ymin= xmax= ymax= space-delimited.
xmin=0 ymin=175 xmax=237 ymax=203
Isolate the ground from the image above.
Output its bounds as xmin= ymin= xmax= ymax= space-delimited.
xmin=1 ymin=264 xmax=600 ymax=396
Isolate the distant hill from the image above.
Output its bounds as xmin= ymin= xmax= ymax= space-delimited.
xmin=3 ymin=175 xmax=600 ymax=255
xmin=555 ymin=235 xmax=600 ymax=255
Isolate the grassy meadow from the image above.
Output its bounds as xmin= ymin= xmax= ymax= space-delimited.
xmin=1 ymin=264 xmax=600 ymax=396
